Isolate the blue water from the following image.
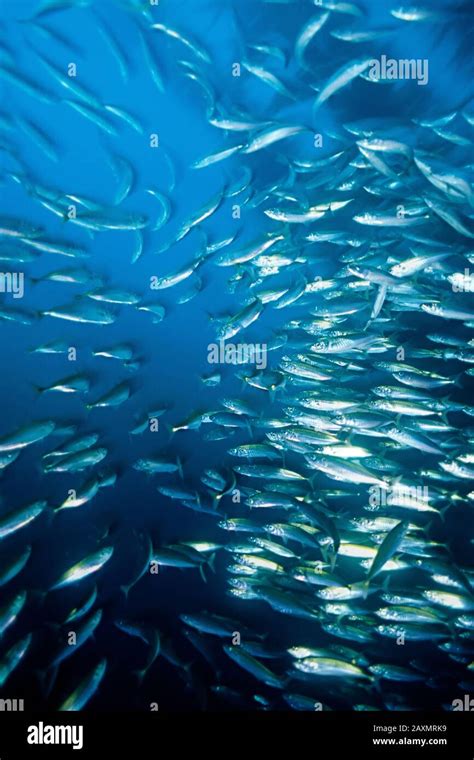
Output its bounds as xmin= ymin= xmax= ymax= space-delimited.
xmin=0 ymin=0 xmax=473 ymax=711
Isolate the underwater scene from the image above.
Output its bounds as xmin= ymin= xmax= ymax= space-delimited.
xmin=0 ymin=0 xmax=474 ymax=716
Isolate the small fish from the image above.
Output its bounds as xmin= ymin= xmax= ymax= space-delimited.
xmin=0 ymin=501 xmax=47 ymax=540
xmin=0 ymin=421 xmax=56 ymax=452
xmin=0 ymin=546 xmax=32 ymax=587
xmin=133 ymin=456 xmax=183 ymax=477
xmin=293 ymin=657 xmax=369 ymax=679
xmin=52 ymin=547 xmax=114 ymax=590
xmin=191 ymin=144 xmax=244 ymax=169
xmin=87 ymin=382 xmax=131 ymax=410
xmin=315 ymin=58 xmax=372 ymax=108
xmin=0 ymin=592 xmax=27 ymax=638
xmin=242 ymin=62 xmax=295 ymax=101
xmin=295 ymin=13 xmax=330 ymax=65
xmin=150 ymin=23 xmax=211 ymax=64
xmin=243 ymin=126 xmax=305 ymax=154
xmin=58 ymin=659 xmax=107 ymax=711
xmin=44 ymin=448 xmax=107 ymax=473
xmin=366 ymin=521 xmax=409 ymax=583
xmin=42 ymin=302 xmax=115 ymax=325
xmin=0 ymin=633 xmax=33 ymax=687
xmin=223 ymin=645 xmax=286 ymax=688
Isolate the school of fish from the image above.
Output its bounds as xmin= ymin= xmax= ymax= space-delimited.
xmin=0 ymin=0 xmax=473 ymax=711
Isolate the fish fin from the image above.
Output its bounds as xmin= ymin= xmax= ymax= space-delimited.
xmin=176 ymin=456 xmax=184 ymax=480
xmin=372 ymin=675 xmax=383 ymax=694
xmin=165 ymin=423 xmax=175 ymax=440
xmin=439 ymin=505 xmax=450 ymax=522
xmin=390 ymin=474 xmax=403 ymax=490
xmin=357 ymin=579 xmax=371 ymax=600
xmin=211 ymin=492 xmax=222 ymax=511
xmin=199 ymin=564 xmax=207 ymax=583
xmin=207 ymin=552 xmax=217 ymax=574
xmin=120 ymin=582 xmax=133 ymax=600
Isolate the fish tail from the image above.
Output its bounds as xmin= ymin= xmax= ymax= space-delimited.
xmin=438 ymin=505 xmax=450 ymax=522
xmin=120 ymin=582 xmax=132 ymax=599
xmin=360 ymin=579 xmax=371 ymax=600
xmin=207 ymin=552 xmax=217 ymax=575
xmin=132 ymin=668 xmax=147 ymax=685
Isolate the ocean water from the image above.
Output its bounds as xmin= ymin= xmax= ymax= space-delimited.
xmin=0 ymin=0 xmax=473 ymax=713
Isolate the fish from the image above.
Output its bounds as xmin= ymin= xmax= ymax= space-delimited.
xmin=0 ymin=592 xmax=28 ymax=638
xmin=0 ymin=421 xmax=56 ymax=451
xmin=42 ymin=302 xmax=116 ymax=324
xmin=64 ymin=586 xmax=98 ymax=623
xmin=191 ymin=144 xmax=244 ymax=169
xmin=51 ymin=609 xmax=103 ymax=667
xmin=44 ymin=447 xmax=107 ymax=473
xmin=181 ymin=612 xmax=254 ymax=638
xmin=314 ymin=58 xmax=373 ymax=108
xmin=58 ymin=659 xmax=107 ymax=710
xmin=0 ymin=634 xmax=33 ymax=687
xmin=243 ymin=126 xmax=306 ymax=154
xmin=242 ymin=62 xmax=296 ymax=101
xmin=52 ymin=547 xmax=114 ymax=589
xmin=365 ymin=521 xmax=409 ymax=583
xmin=150 ymin=23 xmax=211 ymax=64
xmin=87 ymin=382 xmax=131 ymax=410
xmin=0 ymin=501 xmax=47 ymax=540
xmin=223 ymin=645 xmax=286 ymax=688
xmin=293 ymin=657 xmax=369 ymax=679
xmin=0 ymin=546 xmax=32 ymax=587
xmin=295 ymin=13 xmax=331 ymax=65
xmin=133 ymin=456 xmax=183 ymax=477
xmin=306 ymin=457 xmax=390 ymax=487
